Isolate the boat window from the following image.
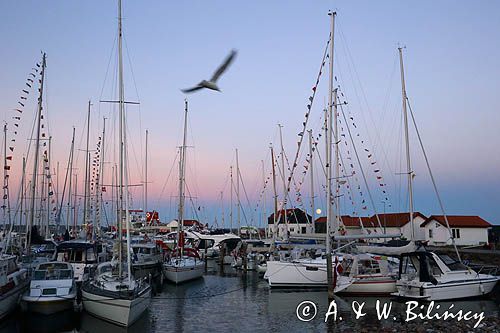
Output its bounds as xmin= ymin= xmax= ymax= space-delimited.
xmin=342 ymin=258 xmax=354 ymax=275
xmin=73 ymin=250 xmax=83 ymax=262
xmin=358 ymin=259 xmax=381 ymax=275
xmin=87 ymin=248 xmax=97 ymax=262
xmin=438 ymin=254 xmax=467 ymax=271
xmin=401 ymin=256 xmax=418 ymax=278
xmin=428 ymin=258 xmax=442 ymax=276
xmin=59 ymin=269 xmax=72 ymax=279
xmin=33 ymin=270 xmax=46 ymax=280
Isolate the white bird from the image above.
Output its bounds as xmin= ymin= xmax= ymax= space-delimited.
xmin=181 ymin=49 xmax=237 ymax=93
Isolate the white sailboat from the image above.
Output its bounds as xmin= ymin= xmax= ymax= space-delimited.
xmin=81 ymin=0 xmax=151 ymax=326
xmin=163 ymin=100 xmax=204 ymax=284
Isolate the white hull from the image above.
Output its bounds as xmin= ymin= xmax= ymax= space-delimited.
xmin=337 ymin=276 xmax=396 ymax=295
xmin=394 ymin=276 xmax=499 ymax=301
xmin=82 ymin=286 xmax=151 ymax=327
xmin=164 ymin=259 xmax=204 ymax=284
xmin=265 ymin=260 xmax=329 ymax=288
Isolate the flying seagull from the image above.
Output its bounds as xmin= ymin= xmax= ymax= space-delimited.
xmin=181 ymin=49 xmax=237 ymax=93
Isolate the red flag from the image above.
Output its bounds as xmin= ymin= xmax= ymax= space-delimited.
xmin=4 ymin=166 xmax=10 ymax=171
xmin=101 ymin=186 xmax=106 ymax=192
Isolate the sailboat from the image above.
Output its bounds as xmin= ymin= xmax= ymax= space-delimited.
xmin=390 ymin=47 xmax=499 ymax=301
xmin=81 ymin=0 xmax=151 ymax=326
xmin=163 ymin=100 xmax=205 ymax=284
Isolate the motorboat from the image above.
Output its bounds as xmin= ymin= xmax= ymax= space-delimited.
xmin=55 ymin=239 xmax=107 ymax=283
xmin=392 ymin=250 xmax=499 ymax=301
xmin=21 ymin=261 xmax=76 ymax=314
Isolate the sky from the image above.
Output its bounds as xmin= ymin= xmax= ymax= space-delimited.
xmin=0 ymin=1 xmax=499 ymax=227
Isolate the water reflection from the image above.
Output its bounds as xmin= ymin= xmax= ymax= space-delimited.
xmin=1 ymin=267 xmax=498 ymax=332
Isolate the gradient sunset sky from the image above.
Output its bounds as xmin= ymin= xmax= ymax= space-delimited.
xmin=0 ymin=1 xmax=499 ymax=227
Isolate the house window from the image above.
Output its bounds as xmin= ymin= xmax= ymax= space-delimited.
xmin=302 ymin=227 xmax=307 ymax=234
xmin=429 ymin=229 xmax=433 ymax=238
xmin=452 ymin=228 xmax=461 ymax=239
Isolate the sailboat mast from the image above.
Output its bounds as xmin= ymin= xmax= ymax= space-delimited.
xmin=83 ymin=101 xmax=91 ymax=233
xmin=278 ymin=124 xmax=288 ymax=236
xmin=144 ymin=129 xmax=148 ymax=222
xmin=96 ymin=118 xmax=106 ymax=237
xmin=270 ymin=146 xmax=278 ymax=241
xmin=220 ymin=191 xmax=224 ymax=229
xmin=398 ymin=47 xmax=415 ymax=241
xmin=229 ymin=166 xmax=233 ymax=232
xmin=235 ymin=148 xmax=240 ymax=236
xmin=326 ymin=10 xmax=336 ymax=300
xmin=117 ymin=0 xmax=124 ymax=278
xmin=261 ymin=159 xmax=266 ymax=235
xmin=20 ymin=158 xmax=26 ymax=229
xmin=66 ymin=127 xmax=75 ymax=232
xmin=3 ymin=123 xmax=10 ymax=231
xmin=27 ymin=52 xmax=46 ymax=252
xmin=308 ymin=130 xmax=315 ymax=231
xmin=177 ymin=100 xmax=188 ymax=252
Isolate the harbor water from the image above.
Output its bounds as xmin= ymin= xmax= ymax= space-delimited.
xmin=1 ymin=261 xmax=499 ymax=333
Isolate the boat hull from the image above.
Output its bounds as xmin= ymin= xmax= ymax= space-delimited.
xmin=81 ymin=286 xmax=151 ymax=327
xmin=0 ymin=281 xmax=28 ymax=320
xmin=338 ymin=276 xmax=397 ymax=295
xmin=394 ymin=277 xmax=499 ymax=301
xmin=21 ymin=294 xmax=76 ymax=315
xmin=164 ymin=261 xmax=204 ymax=284
xmin=265 ymin=260 xmax=328 ymax=288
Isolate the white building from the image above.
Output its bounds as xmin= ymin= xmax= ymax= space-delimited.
xmin=267 ymin=208 xmax=314 ymax=238
xmin=359 ymin=212 xmax=427 ymax=242
xmin=420 ymin=215 xmax=492 ymax=246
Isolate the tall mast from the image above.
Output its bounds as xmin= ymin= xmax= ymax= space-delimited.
xmin=20 ymin=158 xmax=26 ymax=230
xmin=220 ymin=191 xmax=224 ymax=229
xmin=326 ymin=11 xmax=336 ymax=300
xmin=177 ymin=100 xmax=188 ymax=252
xmin=144 ymin=129 xmax=148 ymax=221
xmin=398 ymin=47 xmax=415 ymax=241
xmin=229 ymin=166 xmax=233 ymax=232
xmin=117 ymin=0 xmax=125 ymax=278
xmin=83 ymin=100 xmax=91 ymax=234
xmin=96 ymin=118 xmax=106 ymax=237
xmin=278 ymin=124 xmax=288 ymax=236
xmin=46 ymin=136 xmax=52 ymax=238
xmin=73 ymin=174 xmax=78 ymax=234
xmin=66 ymin=127 xmax=75 ymax=232
xmin=308 ymin=130 xmax=315 ymax=232
xmin=3 ymin=123 xmax=11 ymax=231
xmin=270 ymin=146 xmax=278 ymax=241
xmin=27 ymin=52 xmax=46 ymax=252
xmin=235 ymin=148 xmax=240 ymax=236
xmin=261 ymin=159 xmax=266 ymax=235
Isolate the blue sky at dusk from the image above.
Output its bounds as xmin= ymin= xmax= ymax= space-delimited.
xmin=0 ymin=1 xmax=499 ymax=226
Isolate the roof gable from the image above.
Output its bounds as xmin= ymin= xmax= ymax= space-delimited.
xmin=421 ymin=215 xmax=492 ymax=228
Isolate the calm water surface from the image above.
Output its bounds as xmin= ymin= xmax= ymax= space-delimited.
xmin=1 ymin=261 xmax=499 ymax=332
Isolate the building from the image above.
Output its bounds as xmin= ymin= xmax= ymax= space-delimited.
xmin=165 ymin=219 xmax=204 ymax=232
xmin=315 ymin=212 xmax=426 ymax=242
xmin=267 ymin=208 xmax=314 ymax=237
xmin=420 ymin=215 xmax=492 ymax=246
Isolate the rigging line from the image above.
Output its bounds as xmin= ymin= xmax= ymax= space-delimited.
xmin=275 ymin=33 xmax=330 ymax=226
xmin=338 ymin=100 xmax=383 ymax=229
xmin=237 ymin=167 xmax=253 ymax=226
xmin=155 ymin=149 xmax=179 ymax=208
xmin=336 ymin=25 xmax=398 ymax=193
xmin=406 ymin=98 xmax=461 ymax=262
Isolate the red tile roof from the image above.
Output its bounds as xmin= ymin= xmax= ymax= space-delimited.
xmin=315 ymin=212 xmax=427 ymax=228
xmin=420 ymin=215 xmax=492 ymax=228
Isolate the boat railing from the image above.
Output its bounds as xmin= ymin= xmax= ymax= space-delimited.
xmin=467 ymin=263 xmax=500 ymax=276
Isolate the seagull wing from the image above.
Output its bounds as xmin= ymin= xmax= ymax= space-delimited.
xmin=210 ymin=49 xmax=237 ymax=83
xmin=181 ymin=85 xmax=204 ymax=94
